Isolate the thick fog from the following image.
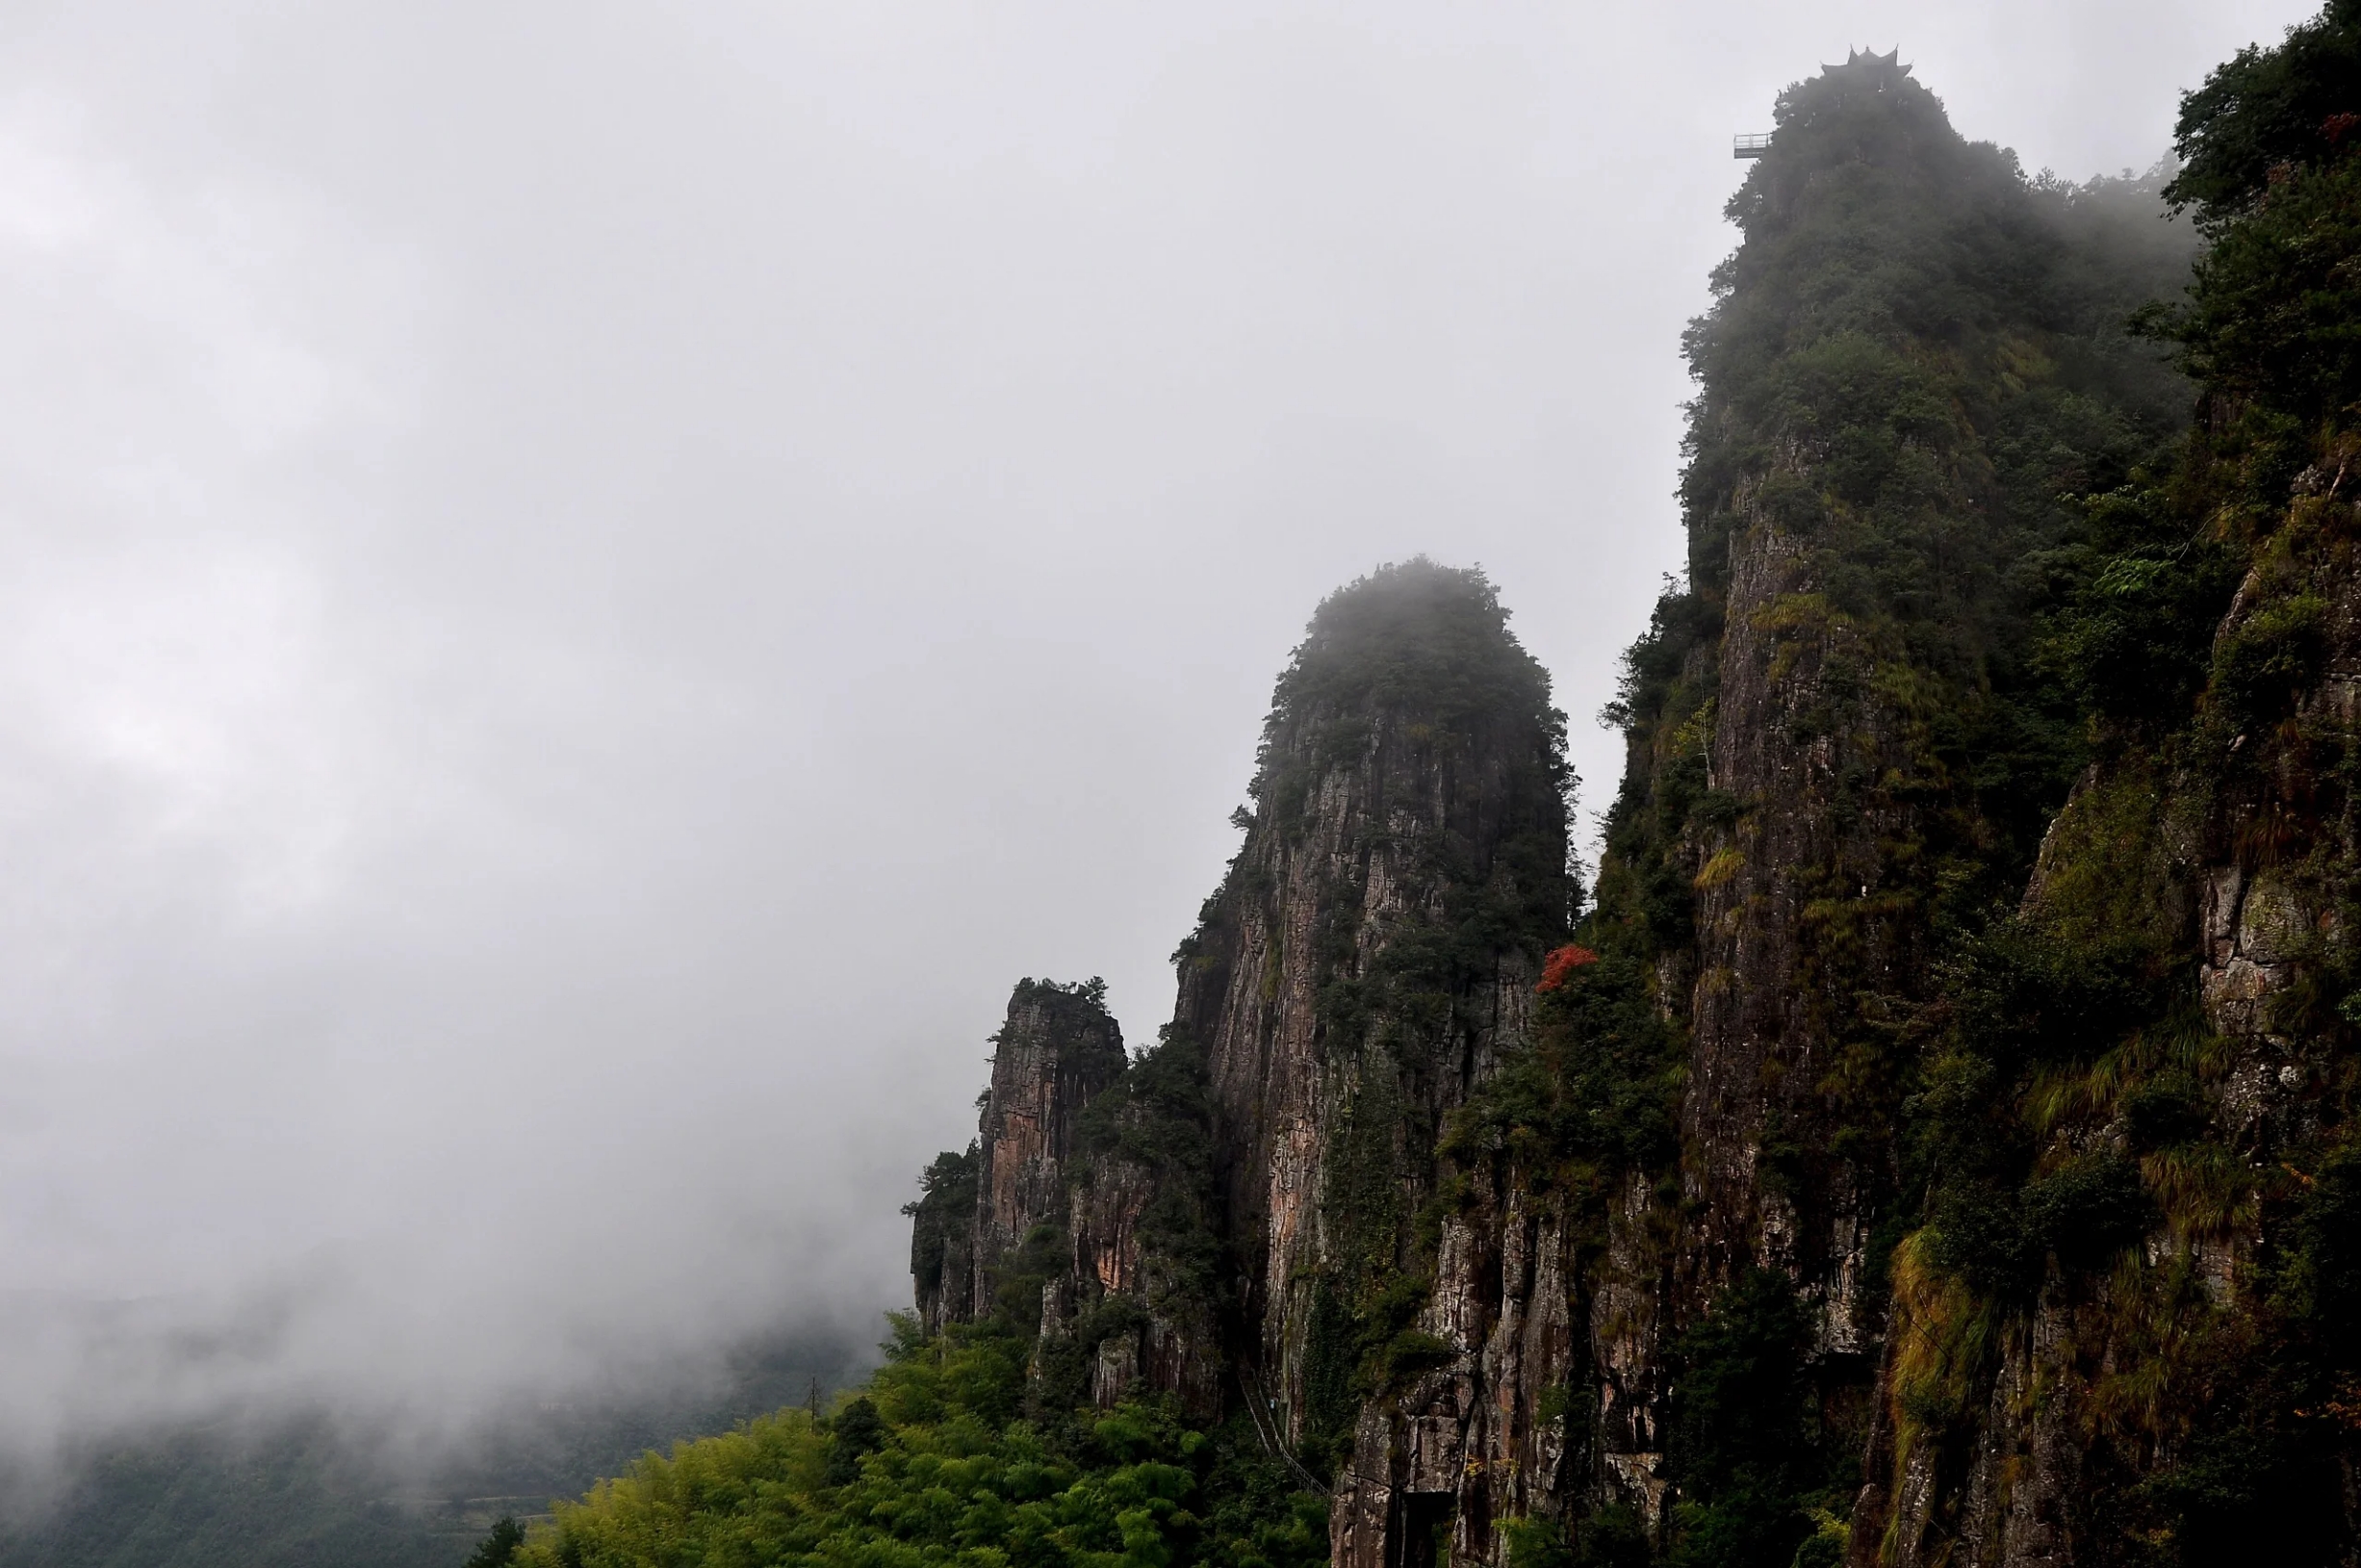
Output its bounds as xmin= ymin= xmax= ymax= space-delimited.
xmin=0 ymin=0 xmax=2317 ymax=1462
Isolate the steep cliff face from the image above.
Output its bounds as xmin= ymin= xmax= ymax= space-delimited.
xmin=1170 ymin=565 xmax=1570 ymax=1568
xmin=908 ymin=979 xmax=1126 ymax=1336
xmin=909 ymin=18 xmax=2361 ymax=1568
xmin=915 ymin=560 xmax=1574 ymax=1560
xmin=1579 ymin=49 xmax=2202 ymax=1559
xmin=1853 ymin=462 xmax=2361 ymax=1568
xmin=974 ymin=980 xmax=1129 ymax=1308
xmin=1844 ymin=12 xmax=2361 ymax=1558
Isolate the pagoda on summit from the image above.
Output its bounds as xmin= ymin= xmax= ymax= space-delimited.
xmin=1733 ymin=46 xmax=1911 ymax=157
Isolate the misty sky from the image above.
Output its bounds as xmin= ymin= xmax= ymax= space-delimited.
xmin=0 ymin=0 xmax=2320 ymax=1456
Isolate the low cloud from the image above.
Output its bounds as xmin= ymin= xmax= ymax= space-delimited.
xmin=0 ymin=0 xmax=2313 ymax=1478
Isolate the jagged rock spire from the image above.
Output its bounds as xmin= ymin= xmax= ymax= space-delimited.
xmin=907 ymin=977 xmax=1124 ymax=1333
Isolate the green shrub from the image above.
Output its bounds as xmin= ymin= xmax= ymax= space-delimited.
xmin=2119 ymin=1076 xmax=2210 ymax=1152
xmin=1927 ymin=1181 xmax=2042 ymax=1299
xmin=462 ymin=1517 xmax=525 ymax=1568
xmin=2130 ymin=1426 xmax=2346 ymax=1567
xmin=823 ymin=1394 xmax=885 ymax=1485
xmin=515 ymin=1327 xmax=1328 ymax=1568
xmin=2021 ymin=1153 xmax=2153 ymax=1269
xmin=1503 ymin=1516 xmax=1577 ymax=1568
xmin=1662 ymin=1272 xmax=1831 ymax=1568
xmin=2212 ymin=593 xmax=2329 ymax=733
xmin=1296 ymin=1273 xmax=1437 ymax=1480
xmin=1505 ymin=1510 xmax=1655 ymax=1568
xmin=1928 ymin=1154 xmax=2153 ymax=1298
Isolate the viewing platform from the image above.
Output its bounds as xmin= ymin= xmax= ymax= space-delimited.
xmin=1732 ymin=133 xmax=1772 ymax=159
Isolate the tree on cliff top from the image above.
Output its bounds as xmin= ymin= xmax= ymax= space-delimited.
xmin=1264 ymin=557 xmax=1563 ymax=755
xmin=2168 ymin=0 xmax=2361 ymax=228
xmin=1245 ymin=556 xmax=1575 ymax=939
xmin=2154 ymin=0 xmax=2361 ymax=424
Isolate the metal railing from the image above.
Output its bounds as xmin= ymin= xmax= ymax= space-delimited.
xmin=1732 ymin=133 xmax=1772 ymax=159
xmin=1239 ymin=1365 xmax=1332 ymax=1496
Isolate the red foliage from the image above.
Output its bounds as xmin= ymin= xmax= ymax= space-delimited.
xmin=1536 ymin=943 xmax=1599 ymax=993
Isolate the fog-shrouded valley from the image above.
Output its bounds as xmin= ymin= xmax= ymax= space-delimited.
xmin=2 ymin=2 xmax=2354 ymax=1566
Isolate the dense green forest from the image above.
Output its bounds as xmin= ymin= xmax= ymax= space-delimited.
xmin=501 ymin=1318 xmax=1329 ymax=1568
xmin=446 ymin=7 xmax=2361 ymax=1567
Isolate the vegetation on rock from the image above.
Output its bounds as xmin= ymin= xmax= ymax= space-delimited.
xmin=483 ymin=10 xmax=2361 ymax=1566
